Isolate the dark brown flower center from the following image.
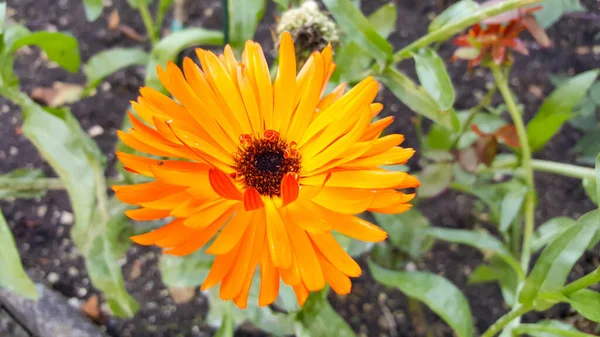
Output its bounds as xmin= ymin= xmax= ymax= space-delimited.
xmin=233 ymin=131 xmax=301 ymax=197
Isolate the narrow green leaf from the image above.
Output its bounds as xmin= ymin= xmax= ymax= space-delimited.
xmin=596 ymin=153 xmax=600 ymax=203
xmin=368 ymin=3 xmax=397 ymax=39
xmin=228 ymin=0 xmax=266 ymax=52
xmin=296 ymin=290 xmax=356 ymax=337
xmin=412 ymin=48 xmax=455 ymax=110
xmin=369 ymin=261 xmax=474 ymax=337
xmin=0 ymin=2 xmax=6 ymax=32
xmin=0 ymin=211 xmax=38 ymax=299
xmin=3 ymin=24 xmax=31 ymax=51
xmin=126 ymin=0 xmax=152 ymax=9
xmin=416 ymin=162 xmax=454 ymax=198
xmin=214 ymin=304 xmax=234 ymax=337
xmin=0 ymin=168 xmax=47 ymax=199
xmin=533 ymin=0 xmax=585 ymax=29
xmin=468 ymin=265 xmax=497 ymax=284
xmin=159 ymin=250 xmax=214 ymax=288
xmin=322 ymin=0 xmax=393 ymax=66
xmin=373 ymin=209 xmax=433 ymax=258
xmin=517 ymin=320 xmax=581 ymax=337
xmin=526 ymin=69 xmax=599 ymax=152
xmin=11 ymin=31 xmax=81 ymax=73
xmin=82 ymin=0 xmax=104 ymax=21
xmin=520 ymin=210 xmax=600 ymax=304
xmin=429 ymin=0 xmax=480 ymax=32
xmin=145 ymin=28 xmax=223 ymax=91
xmin=530 ymin=217 xmax=577 ymax=253
xmin=379 ymin=67 xmax=460 ymax=131
xmin=513 ymin=323 xmax=595 ymax=337
xmin=84 ymin=48 xmax=148 ymax=91
xmin=499 ymin=184 xmax=527 ymax=232
xmin=21 ymin=103 xmax=138 ymax=317
xmin=424 ymin=227 xmax=524 ymax=280
xmin=567 ymin=289 xmax=600 ymax=323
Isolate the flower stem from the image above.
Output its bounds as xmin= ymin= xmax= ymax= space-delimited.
xmin=137 ymin=0 xmax=158 ymax=45
xmin=490 ymin=63 xmax=535 ymax=273
xmin=561 ymin=267 xmax=600 ymax=295
xmin=392 ymin=0 xmax=541 ymax=63
xmin=481 ymin=304 xmax=534 ymax=337
xmin=530 ymin=159 xmax=596 ymax=180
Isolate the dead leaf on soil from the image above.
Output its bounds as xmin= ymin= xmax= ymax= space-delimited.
xmin=128 ymin=258 xmax=144 ymax=281
xmin=107 ymin=9 xmax=120 ymax=30
xmin=82 ymin=295 xmax=101 ymax=322
xmin=118 ymin=25 xmax=146 ymax=42
xmin=31 ymin=82 xmax=84 ymax=107
xmin=168 ymin=287 xmax=195 ymax=304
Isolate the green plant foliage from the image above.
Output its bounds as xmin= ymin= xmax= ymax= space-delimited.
xmin=513 ymin=322 xmax=595 ymax=337
xmin=526 ymin=69 xmax=599 ymax=152
xmin=84 ymin=47 xmax=149 ymax=92
xmin=145 ymin=28 xmax=223 ymax=91
xmin=424 ymin=227 xmax=523 ymax=279
xmin=368 ymin=2 xmax=396 ymax=39
xmin=372 ymin=208 xmax=433 ymax=258
xmin=214 ymin=304 xmax=234 ymax=337
xmin=469 ymin=257 xmax=519 ymax=306
xmin=295 ymin=289 xmax=356 ymax=337
xmin=416 ymin=162 xmax=454 ymax=198
xmin=530 ymin=217 xmax=577 ymax=253
xmin=82 ymin=0 xmax=104 ymax=21
xmin=499 ymin=184 xmax=527 ymax=232
xmin=0 ymin=211 xmax=38 ymax=299
xmin=534 ymin=0 xmax=585 ymax=29
xmin=369 ymin=261 xmax=474 ymax=337
xmin=126 ymin=0 xmax=153 ymax=9
xmin=379 ymin=67 xmax=460 ymax=131
xmin=322 ymin=0 xmax=393 ymax=66
xmin=10 ymin=31 xmax=81 ymax=73
xmin=566 ymin=289 xmax=600 ymax=323
xmin=21 ymin=102 xmax=138 ymax=317
xmin=520 ymin=210 xmax=599 ymax=304
xmin=412 ymin=48 xmax=455 ymax=111
xmin=227 ymin=0 xmax=266 ymax=52
xmin=0 ymin=168 xmax=47 ymax=199
xmin=159 ymin=250 xmax=214 ymax=288
xmin=429 ymin=0 xmax=480 ymax=32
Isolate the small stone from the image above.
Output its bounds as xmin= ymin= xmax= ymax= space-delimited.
xmin=37 ymin=205 xmax=48 ymax=217
xmin=68 ymin=267 xmax=79 ymax=277
xmin=1 ymin=105 xmax=9 ymax=113
xmin=87 ymin=125 xmax=104 ymax=138
xmin=101 ymin=82 xmax=111 ymax=92
xmin=9 ymin=146 xmax=18 ymax=156
xmin=68 ymin=297 xmax=81 ymax=309
xmin=593 ymin=45 xmax=600 ymax=55
xmin=47 ymin=272 xmax=60 ymax=284
xmin=528 ymin=85 xmax=543 ymax=98
xmin=60 ymin=211 xmax=74 ymax=225
xmin=405 ymin=262 xmax=417 ymax=271
xmin=203 ymin=7 xmax=214 ymax=17
xmin=77 ymin=287 xmax=88 ymax=297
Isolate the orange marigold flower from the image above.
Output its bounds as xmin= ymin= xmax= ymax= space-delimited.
xmin=114 ymin=31 xmax=419 ymax=309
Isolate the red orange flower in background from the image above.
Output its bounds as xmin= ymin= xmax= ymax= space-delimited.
xmin=114 ymin=31 xmax=419 ymax=308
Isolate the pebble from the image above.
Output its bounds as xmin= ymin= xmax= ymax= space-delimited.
xmin=37 ymin=205 xmax=48 ymax=217
xmin=47 ymin=272 xmax=60 ymax=284
xmin=101 ymin=82 xmax=111 ymax=92
xmin=1 ymin=105 xmax=9 ymax=113
xmin=68 ymin=297 xmax=80 ymax=309
xmin=77 ymin=287 xmax=88 ymax=297
xmin=405 ymin=262 xmax=417 ymax=271
xmin=68 ymin=267 xmax=79 ymax=277
xmin=60 ymin=211 xmax=74 ymax=225
xmin=87 ymin=125 xmax=104 ymax=137
xmin=9 ymin=146 xmax=18 ymax=156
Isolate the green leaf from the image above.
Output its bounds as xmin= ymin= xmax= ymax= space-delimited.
xmin=582 ymin=176 xmax=598 ymax=205
xmin=145 ymin=28 xmax=223 ymax=91
xmin=567 ymin=289 xmax=600 ymax=323
xmin=530 ymin=217 xmax=577 ymax=253
xmin=3 ymin=24 xmax=31 ymax=51
xmin=11 ymin=31 xmax=81 ymax=73
xmin=468 ymin=265 xmax=497 ymax=284
xmin=373 ymin=209 xmax=433 ymax=258
xmin=416 ymin=162 xmax=454 ymax=198
xmin=82 ymin=0 xmax=104 ymax=21
xmin=322 ymin=0 xmax=393 ymax=66
xmin=21 ymin=102 xmax=138 ymax=317
xmin=0 ymin=168 xmax=48 ymax=199
xmin=520 ymin=210 xmax=600 ymax=304
xmin=159 ymin=250 xmax=214 ymax=288
xmin=534 ymin=0 xmax=585 ymax=29
xmin=368 ymin=3 xmax=397 ymax=39
xmin=412 ymin=48 xmax=455 ymax=111
xmin=84 ymin=48 xmax=148 ymax=91
xmin=333 ymin=42 xmax=372 ymax=84
xmin=425 ymin=123 xmax=454 ymax=150
xmin=0 ymin=2 xmax=6 ymax=33
xmin=126 ymin=0 xmax=153 ymax=9
xmin=429 ymin=0 xmax=480 ymax=32
xmin=596 ymin=153 xmax=600 ymax=203
xmin=214 ymin=304 xmax=234 ymax=337
xmin=295 ymin=289 xmax=356 ymax=337
xmin=499 ymin=184 xmax=527 ymax=232
xmin=424 ymin=227 xmax=524 ymax=280
xmin=526 ymin=69 xmax=599 ymax=152
xmin=0 ymin=211 xmax=38 ymax=299
xmin=369 ymin=261 xmax=474 ymax=337
xmin=228 ymin=0 xmax=266 ymax=52
xmin=513 ymin=322 xmax=595 ymax=337
xmin=379 ymin=67 xmax=460 ymax=131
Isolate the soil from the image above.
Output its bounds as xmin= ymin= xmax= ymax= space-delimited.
xmin=1 ymin=0 xmax=600 ymax=337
